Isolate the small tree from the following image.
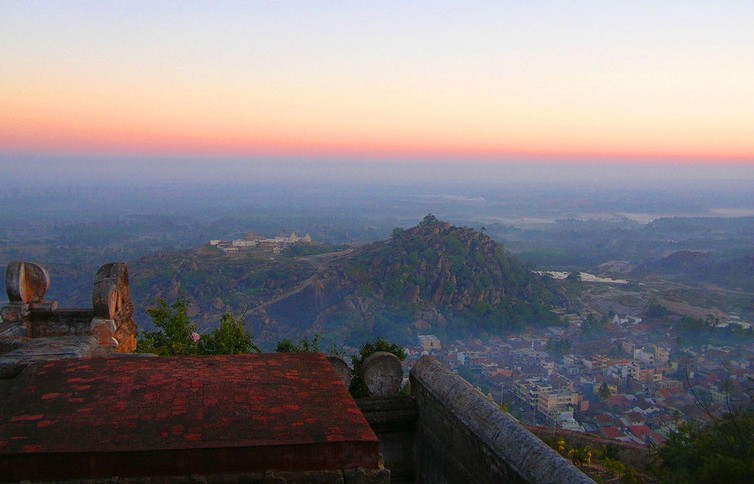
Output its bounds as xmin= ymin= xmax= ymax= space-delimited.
xmin=658 ymin=410 xmax=754 ymax=482
xmin=275 ymin=334 xmax=321 ymax=353
xmin=582 ymin=313 xmax=607 ymax=334
xmin=137 ymin=299 xmax=198 ymax=356
xmin=138 ymin=299 xmax=258 ymax=356
xmin=546 ymin=338 xmax=571 ymax=356
xmin=420 ymin=214 xmax=440 ymax=226
xmin=199 ymin=313 xmax=259 ymax=355
xmin=597 ymin=382 xmax=613 ymax=401
xmin=566 ymin=271 xmax=582 ymax=283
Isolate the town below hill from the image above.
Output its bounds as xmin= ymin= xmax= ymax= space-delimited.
xmin=404 ymin=310 xmax=752 ymax=448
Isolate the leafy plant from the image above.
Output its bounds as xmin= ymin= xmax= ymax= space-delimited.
xmin=657 ymin=410 xmax=754 ymax=483
xmin=275 ymin=333 xmax=321 ymax=353
xmin=137 ymin=299 xmax=199 ymax=356
xmin=137 ymin=298 xmax=258 ymax=356
xmin=597 ymin=382 xmax=613 ymax=401
xmin=567 ymin=446 xmax=592 ymax=467
xmin=199 ymin=313 xmax=259 ymax=355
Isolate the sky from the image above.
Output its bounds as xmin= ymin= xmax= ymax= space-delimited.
xmin=2 ymin=1 xmax=754 ymax=180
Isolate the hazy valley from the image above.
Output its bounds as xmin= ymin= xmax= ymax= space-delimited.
xmin=1 ymin=179 xmax=751 ymax=349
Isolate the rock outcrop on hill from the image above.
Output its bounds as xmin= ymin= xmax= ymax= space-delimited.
xmin=131 ymin=216 xmax=561 ymax=348
xmin=347 ymin=214 xmax=556 ymax=312
xmin=245 ymin=215 xmax=560 ymax=346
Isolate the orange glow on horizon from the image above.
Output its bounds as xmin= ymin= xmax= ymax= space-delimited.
xmin=3 ymin=62 xmax=753 ymax=166
xmin=2 ymin=120 xmax=753 ymax=165
xmin=2 ymin=87 xmax=753 ymax=165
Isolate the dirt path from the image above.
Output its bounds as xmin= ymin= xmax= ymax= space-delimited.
xmin=242 ymin=249 xmax=354 ymax=316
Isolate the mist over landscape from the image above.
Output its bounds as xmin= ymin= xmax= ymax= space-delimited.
xmin=2 ymin=161 xmax=752 ymax=339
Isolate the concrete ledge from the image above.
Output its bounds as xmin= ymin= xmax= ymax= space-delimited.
xmin=0 ymin=354 xmax=384 ymax=482
xmin=410 ymin=356 xmax=594 ymax=484
xmin=3 ymin=468 xmax=389 ymax=483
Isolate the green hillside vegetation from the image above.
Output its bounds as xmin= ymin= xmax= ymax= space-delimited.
xmin=128 ymin=216 xmax=563 ymax=349
xmin=632 ymin=252 xmax=754 ymax=292
xmin=137 ymin=299 xmax=260 ymax=356
xmin=658 ymin=409 xmax=754 ymax=483
xmin=129 ymin=248 xmax=319 ymax=332
xmin=345 ymin=215 xmax=561 ymax=335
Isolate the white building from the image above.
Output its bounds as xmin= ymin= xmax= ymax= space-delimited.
xmin=418 ymin=335 xmax=442 ymax=353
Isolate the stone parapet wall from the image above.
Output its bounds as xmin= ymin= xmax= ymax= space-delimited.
xmin=410 ymin=356 xmax=594 ymax=484
xmin=27 ymin=309 xmax=96 ymax=337
xmin=1 ymin=262 xmax=137 ymax=376
xmin=357 ymin=396 xmax=418 ymax=483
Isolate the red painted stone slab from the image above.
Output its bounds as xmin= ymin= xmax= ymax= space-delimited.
xmin=0 ymin=353 xmax=379 ymax=480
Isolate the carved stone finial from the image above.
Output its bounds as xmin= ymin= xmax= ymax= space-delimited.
xmin=92 ymin=262 xmax=136 ymax=353
xmin=5 ymin=261 xmax=50 ymax=304
xmin=360 ymin=351 xmax=403 ymax=397
xmin=92 ymin=263 xmax=131 ymax=319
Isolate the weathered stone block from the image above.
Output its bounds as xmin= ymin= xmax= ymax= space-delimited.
xmin=28 ymin=301 xmax=57 ymax=312
xmin=114 ymin=319 xmax=138 ymax=353
xmin=327 ymin=355 xmax=353 ymax=388
xmin=356 ymin=396 xmax=418 ymax=482
xmin=343 ymin=467 xmax=391 ymax=484
xmin=90 ymin=317 xmax=118 ymax=347
xmin=0 ymin=303 xmax=29 ymax=324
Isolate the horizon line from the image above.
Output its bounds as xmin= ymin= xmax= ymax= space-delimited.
xmin=2 ymin=149 xmax=753 ymax=166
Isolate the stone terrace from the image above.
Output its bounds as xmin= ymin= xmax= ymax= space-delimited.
xmin=0 ymin=353 xmax=384 ymax=482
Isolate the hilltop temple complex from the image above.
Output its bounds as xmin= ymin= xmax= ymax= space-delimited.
xmin=210 ymin=231 xmax=313 ymax=254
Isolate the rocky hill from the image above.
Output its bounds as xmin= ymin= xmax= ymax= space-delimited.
xmin=343 ymin=214 xmax=559 ymax=320
xmin=631 ymin=251 xmax=754 ymax=292
xmin=130 ymin=216 xmax=562 ymax=349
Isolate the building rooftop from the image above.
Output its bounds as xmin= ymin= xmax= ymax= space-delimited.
xmin=0 ymin=353 xmax=380 ymax=481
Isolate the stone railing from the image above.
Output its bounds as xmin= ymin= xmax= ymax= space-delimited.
xmin=350 ymin=352 xmax=593 ymax=483
xmin=410 ymin=356 xmax=594 ymax=483
xmin=1 ymin=261 xmax=136 ymax=374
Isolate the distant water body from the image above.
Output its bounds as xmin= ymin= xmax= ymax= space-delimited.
xmin=537 ymin=271 xmax=629 ymax=284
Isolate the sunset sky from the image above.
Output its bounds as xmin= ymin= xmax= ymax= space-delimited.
xmin=2 ymin=1 xmax=753 ymax=167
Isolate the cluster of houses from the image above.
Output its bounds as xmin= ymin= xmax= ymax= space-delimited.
xmin=209 ymin=231 xmax=312 ymax=254
xmin=404 ymin=311 xmax=753 ymax=447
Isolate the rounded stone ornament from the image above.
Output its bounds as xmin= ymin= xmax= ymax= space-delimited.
xmin=360 ymin=351 xmax=403 ymax=397
xmin=5 ymin=261 xmax=50 ymax=303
